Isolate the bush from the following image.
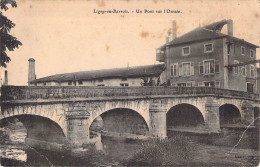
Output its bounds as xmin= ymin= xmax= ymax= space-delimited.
xmin=126 ymin=135 xmax=196 ymax=166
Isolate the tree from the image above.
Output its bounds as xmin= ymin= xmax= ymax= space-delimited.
xmin=0 ymin=0 xmax=22 ymax=68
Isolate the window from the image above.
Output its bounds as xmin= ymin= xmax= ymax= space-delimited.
xmin=177 ymin=81 xmax=194 ymax=87
xmin=97 ymin=84 xmax=104 ymax=86
xmin=43 ymin=82 xmax=46 ymax=86
xmin=250 ymin=65 xmax=255 ymax=77
xmin=234 ymin=60 xmax=239 ymax=74
xmin=98 ymin=79 xmax=103 ymax=82
xmin=170 ymin=63 xmax=178 ymax=77
xmin=178 ymin=62 xmax=194 ymax=77
xmin=183 ymin=63 xmax=191 ymax=76
xmin=120 ymin=83 xmax=129 ymax=87
xmin=204 ymin=43 xmax=213 ymax=53
xmin=78 ymin=80 xmax=83 ymax=85
xmin=198 ymin=82 xmax=204 ymax=87
xmin=241 ymin=46 xmax=245 ymax=55
xmin=204 ymin=60 xmax=215 ymax=74
xmin=246 ymin=82 xmax=254 ymax=93
xmin=203 ymin=81 xmax=215 ymax=87
xmin=241 ymin=65 xmax=246 ymax=76
xmin=68 ymin=81 xmax=72 ymax=85
xmin=177 ymin=83 xmax=186 ymax=87
xmin=121 ymin=78 xmax=127 ymax=81
xmin=186 ymin=82 xmax=191 ymax=87
xmin=250 ymin=50 xmax=254 ymax=58
xmin=182 ymin=46 xmax=190 ymax=56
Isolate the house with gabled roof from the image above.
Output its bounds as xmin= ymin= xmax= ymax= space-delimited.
xmin=156 ymin=19 xmax=259 ymax=93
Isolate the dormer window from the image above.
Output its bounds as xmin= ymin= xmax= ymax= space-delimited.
xmin=241 ymin=46 xmax=245 ymax=55
xmin=204 ymin=43 xmax=213 ymax=53
xmin=182 ymin=46 xmax=190 ymax=56
xmin=250 ymin=49 xmax=254 ymax=58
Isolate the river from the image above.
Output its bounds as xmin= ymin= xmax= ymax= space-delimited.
xmin=0 ymin=120 xmax=144 ymax=166
xmin=0 ymin=120 xmax=259 ymax=166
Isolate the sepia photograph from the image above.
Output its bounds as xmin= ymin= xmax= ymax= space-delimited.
xmin=0 ymin=0 xmax=260 ymax=166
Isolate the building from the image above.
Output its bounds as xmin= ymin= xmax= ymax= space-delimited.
xmin=257 ymin=68 xmax=260 ymax=93
xmin=28 ymin=59 xmax=165 ymax=87
xmin=156 ymin=19 xmax=259 ymax=93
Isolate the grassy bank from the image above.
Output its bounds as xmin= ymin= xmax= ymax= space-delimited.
xmin=126 ymin=135 xmax=196 ymax=166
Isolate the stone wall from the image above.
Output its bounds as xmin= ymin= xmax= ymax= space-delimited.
xmin=1 ymin=86 xmax=258 ymax=101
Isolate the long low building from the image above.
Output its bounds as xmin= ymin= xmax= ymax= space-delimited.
xmin=28 ymin=59 xmax=166 ymax=87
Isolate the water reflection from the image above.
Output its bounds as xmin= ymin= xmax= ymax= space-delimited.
xmin=0 ymin=146 xmax=27 ymax=162
xmin=0 ymin=120 xmax=140 ymax=166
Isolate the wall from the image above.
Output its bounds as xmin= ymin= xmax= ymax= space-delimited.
xmin=227 ymin=38 xmax=257 ymax=92
xmin=166 ymin=38 xmax=224 ymax=87
xmin=2 ymin=86 xmax=258 ymax=101
xmin=33 ymin=76 xmax=159 ymax=87
xmin=257 ymin=69 xmax=260 ymax=93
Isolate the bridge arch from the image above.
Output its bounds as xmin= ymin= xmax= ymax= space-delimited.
xmin=219 ymin=103 xmax=242 ymax=127
xmin=166 ymin=103 xmax=205 ymax=129
xmin=0 ymin=104 xmax=67 ymax=137
xmin=88 ymin=107 xmax=150 ymax=136
xmin=0 ymin=114 xmax=67 ymax=144
xmin=87 ymin=100 xmax=150 ymax=129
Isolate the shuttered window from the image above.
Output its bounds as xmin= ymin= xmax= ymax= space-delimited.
xmin=190 ymin=62 xmax=194 ymax=75
xmin=215 ymin=60 xmax=219 ymax=73
xmin=199 ymin=61 xmax=203 ymax=74
xmin=234 ymin=60 xmax=239 ymax=74
xmin=179 ymin=63 xmax=183 ymax=76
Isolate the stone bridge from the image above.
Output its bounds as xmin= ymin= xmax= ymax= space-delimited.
xmin=0 ymin=86 xmax=259 ymax=151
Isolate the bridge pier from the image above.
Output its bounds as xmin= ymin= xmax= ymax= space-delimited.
xmin=66 ymin=109 xmax=90 ymax=147
xmin=205 ymin=98 xmax=220 ymax=133
xmin=241 ymin=102 xmax=255 ymax=125
xmin=149 ymin=100 xmax=167 ymax=138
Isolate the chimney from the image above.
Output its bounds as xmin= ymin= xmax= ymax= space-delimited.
xmin=166 ymin=36 xmax=170 ymax=43
xmin=227 ymin=19 xmax=233 ymax=36
xmin=28 ymin=58 xmax=36 ymax=85
xmin=127 ymin=62 xmax=130 ymax=70
xmin=172 ymin=20 xmax=177 ymax=40
xmin=3 ymin=70 xmax=8 ymax=85
xmin=166 ymin=29 xmax=171 ymax=43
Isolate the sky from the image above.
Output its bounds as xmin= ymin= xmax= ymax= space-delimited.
xmin=1 ymin=0 xmax=260 ymax=85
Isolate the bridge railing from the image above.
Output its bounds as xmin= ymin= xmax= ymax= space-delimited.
xmin=0 ymin=86 xmax=259 ymax=101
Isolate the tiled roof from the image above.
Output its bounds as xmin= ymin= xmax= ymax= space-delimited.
xmin=30 ymin=64 xmax=165 ymax=83
xmin=162 ymin=19 xmax=259 ymax=48
xmin=167 ymin=27 xmax=227 ymax=46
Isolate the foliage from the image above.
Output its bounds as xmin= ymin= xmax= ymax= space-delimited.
xmin=0 ymin=0 xmax=22 ymax=68
xmin=126 ymin=135 xmax=196 ymax=166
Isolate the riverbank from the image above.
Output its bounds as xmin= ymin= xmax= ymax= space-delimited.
xmin=1 ymin=121 xmax=259 ymax=166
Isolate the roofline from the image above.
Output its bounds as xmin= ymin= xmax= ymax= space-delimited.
xmin=159 ymin=35 xmax=259 ymax=49
xmin=29 ymin=73 xmax=162 ymax=84
xmin=29 ymin=64 xmax=166 ymax=84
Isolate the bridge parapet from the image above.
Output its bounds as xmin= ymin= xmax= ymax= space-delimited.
xmin=1 ymin=86 xmax=259 ymax=101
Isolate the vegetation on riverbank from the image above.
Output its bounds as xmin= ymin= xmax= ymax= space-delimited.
xmin=126 ymin=135 xmax=196 ymax=166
